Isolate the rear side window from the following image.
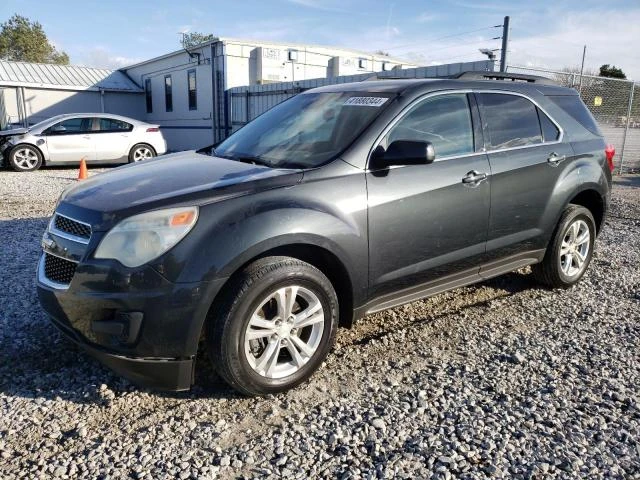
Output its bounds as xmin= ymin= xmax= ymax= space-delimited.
xmin=99 ymin=118 xmax=133 ymax=132
xmin=547 ymin=95 xmax=602 ymax=136
xmin=386 ymin=93 xmax=474 ymax=157
xmin=478 ymin=93 xmax=542 ymax=149
xmin=538 ymin=108 xmax=560 ymax=142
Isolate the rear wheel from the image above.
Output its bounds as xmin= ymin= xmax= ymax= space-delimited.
xmin=207 ymin=256 xmax=339 ymax=396
xmin=8 ymin=144 xmax=42 ymax=171
xmin=128 ymin=143 xmax=155 ymax=163
xmin=533 ymin=204 xmax=596 ymax=288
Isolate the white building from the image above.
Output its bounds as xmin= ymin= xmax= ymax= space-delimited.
xmin=0 ymin=61 xmax=144 ymax=129
xmin=123 ymin=37 xmax=415 ymax=150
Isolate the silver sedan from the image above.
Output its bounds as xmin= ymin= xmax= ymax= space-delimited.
xmin=0 ymin=113 xmax=167 ymax=172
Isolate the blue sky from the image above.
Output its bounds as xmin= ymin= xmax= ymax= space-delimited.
xmin=2 ymin=0 xmax=639 ymax=78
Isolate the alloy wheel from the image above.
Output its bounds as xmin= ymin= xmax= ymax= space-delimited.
xmin=133 ymin=147 xmax=153 ymax=161
xmin=244 ymin=285 xmax=325 ymax=379
xmin=559 ymin=219 xmax=590 ymax=278
xmin=13 ymin=148 xmax=38 ymax=170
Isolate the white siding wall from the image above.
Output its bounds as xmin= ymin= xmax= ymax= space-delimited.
xmin=125 ymin=45 xmax=214 ymax=151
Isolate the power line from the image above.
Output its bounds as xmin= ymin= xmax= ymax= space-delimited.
xmin=383 ymin=25 xmax=502 ymax=52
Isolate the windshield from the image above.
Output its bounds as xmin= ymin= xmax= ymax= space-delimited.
xmin=29 ymin=115 xmax=67 ymax=131
xmin=214 ymin=92 xmax=394 ymax=169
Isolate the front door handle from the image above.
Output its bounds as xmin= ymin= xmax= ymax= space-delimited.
xmin=82 ymin=135 xmax=91 ymax=140
xmin=547 ymin=152 xmax=566 ymax=166
xmin=462 ymin=170 xmax=488 ymax=186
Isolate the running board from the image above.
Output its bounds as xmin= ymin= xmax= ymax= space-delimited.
xmin=361 ymin=250 xmax=545 ymax=316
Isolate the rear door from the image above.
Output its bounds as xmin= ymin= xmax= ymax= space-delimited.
xmin=93 ymin=118 xmax=134 ymax=162
xmin=476 ymin=91 xmax=573 ymax=262
xmin=367 ymin=92 xmax=491 ymax=299
xmin=44 ymin=117 xmax=97 ymax=163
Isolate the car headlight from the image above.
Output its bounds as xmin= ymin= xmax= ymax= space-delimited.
xmin=94 ymin=207 xmax=198 ymax=267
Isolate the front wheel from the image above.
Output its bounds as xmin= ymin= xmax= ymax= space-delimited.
xmin=128 ymin=144 xmax=155 ymax=163
xmin=8 ymin=144 xmax=43 ymax=171
xmin=533 ymin=204 xmax=596 ymax=288
xmin=207 ymin=256 xmax=339 ymax=396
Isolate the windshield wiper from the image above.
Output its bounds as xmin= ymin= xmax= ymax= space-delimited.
xmin=214 ymin=151 xmax=272 ymax=168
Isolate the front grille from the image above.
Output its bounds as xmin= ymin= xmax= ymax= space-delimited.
xmin=54 ymin=215 xmax=91 ymax=239
xmin=44 ymin=253 xmax=77 ymax=285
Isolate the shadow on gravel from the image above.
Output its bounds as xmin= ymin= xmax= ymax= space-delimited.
xmin=613 ymin=175 xmax=640 ymax=188
xmin=0 ymin=216 xmax=243 ymax=404
xmin=353 ymin=270 xmax=542 ymax=347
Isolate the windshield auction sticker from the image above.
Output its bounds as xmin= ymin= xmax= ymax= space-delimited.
xmin=343 ymin=97 xmax=388 ymax=107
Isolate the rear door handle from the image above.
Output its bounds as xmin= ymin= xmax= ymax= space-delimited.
xmin=547 ymin=152 xmax=566 ymax=166
xmin=462 ymin=170 xmax=488 ymax=186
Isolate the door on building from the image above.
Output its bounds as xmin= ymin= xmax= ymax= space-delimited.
xmin=92 ymin=117 xmax=134 ymax=162
xmin=43 ymin=117 xmax=97 ymax=163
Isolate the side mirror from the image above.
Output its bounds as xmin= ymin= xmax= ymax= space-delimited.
xmin=377 ymin=140 xmax=436 ymax=167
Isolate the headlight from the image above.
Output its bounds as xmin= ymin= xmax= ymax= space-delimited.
xmin=94 ymin=207 xmax=198 ymax=267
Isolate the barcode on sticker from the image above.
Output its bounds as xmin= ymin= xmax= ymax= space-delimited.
xmin=344 ymin=97 xmax=388 ymax=107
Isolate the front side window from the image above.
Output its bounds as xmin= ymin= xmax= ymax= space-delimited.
xmin=384 ymin=93 xmax=474 ymax=158
xmin=164 ymin=75 xmax=173 ymax=112
xmin=99 ymin=118 xmax=133 ymax=132
xmin=188 ymin=70 xmax=197 ymax=110
xmin=478 ymin=93 xmax=542 ymax=149
xmin=47 ymin=117 xmax=93 ymax=134
xmin=214 ymin=92 xmax=394 ymax=169
xmin=145 ymin=79 xmax=152 ymax=113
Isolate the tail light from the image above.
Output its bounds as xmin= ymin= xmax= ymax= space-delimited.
xmin=146 ymin=127 xmax=160 ymax=133
xmin=605 ymin=144 xmax=615 ymax=173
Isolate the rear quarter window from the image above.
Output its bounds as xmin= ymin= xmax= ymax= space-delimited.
xmin=547 ymin=95 xmax=603 ymax=136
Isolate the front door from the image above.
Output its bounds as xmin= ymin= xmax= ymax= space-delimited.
xmin=44 ymin=117 xmax=97 ymax=163
xmin=367 ymin=93 xmax=491 ymax=300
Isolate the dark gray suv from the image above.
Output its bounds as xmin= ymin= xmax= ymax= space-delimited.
xmin=37 ymin=73 xmax=614 ymax=395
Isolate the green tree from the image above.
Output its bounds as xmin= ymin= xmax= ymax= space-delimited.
xmin=599 ymin=64 xmax=626 ymax=79
xmin=0 ymin=14 xmax=69 ymax=64
xmin=181 ymin=32 xmax=215 ymax=49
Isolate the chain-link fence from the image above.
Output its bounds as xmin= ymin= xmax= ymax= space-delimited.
xmin=507 ymin=65 xmax=639 ymax=173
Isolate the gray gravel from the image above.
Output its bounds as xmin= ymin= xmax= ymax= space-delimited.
xmin=1 ymin=168 xmax=639 ymax=479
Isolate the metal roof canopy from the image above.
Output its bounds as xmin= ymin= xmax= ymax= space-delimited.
xmin=0 ymin=61 xmax=143 ymax=93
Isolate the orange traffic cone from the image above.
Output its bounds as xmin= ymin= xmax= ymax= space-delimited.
xmin=78 ymin=158 xmax=88 ymax=180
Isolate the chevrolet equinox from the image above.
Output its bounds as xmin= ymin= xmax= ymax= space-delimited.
xmin=37 ymin=72 xmax=614 ymax=396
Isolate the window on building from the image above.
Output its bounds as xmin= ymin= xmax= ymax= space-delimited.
xmin=145 ymin=78 xmax=152 ymax=113
xmin=164 ymin=75 xmax=173 ymax=112
xmin=385 ymin=93 xmax=474 ymax=158
xmin=477 ymin=93 xmax=543 ymax=149
xmin=188 ymin=69 xmax=197 ymax=111
xmin=99 ymin=118 xmax=133 ymax=132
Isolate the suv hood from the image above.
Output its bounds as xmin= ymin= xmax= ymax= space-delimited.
xmin=57 ymin=151 xmax=303 ymax=230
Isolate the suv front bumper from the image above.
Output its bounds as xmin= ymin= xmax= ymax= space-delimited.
xmin=37 ymin=254 xmax=226 ymax=391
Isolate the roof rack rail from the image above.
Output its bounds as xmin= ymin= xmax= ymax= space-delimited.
xmin=452 ymin=71 xmax=558 ymax=85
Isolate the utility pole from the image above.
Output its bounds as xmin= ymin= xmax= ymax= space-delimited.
xmin=499 ymin=16 xmax=510 ymax=72
xmin=578 ymin=45 xmax=587 ymax=93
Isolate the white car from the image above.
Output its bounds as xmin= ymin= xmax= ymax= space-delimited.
xmin=0 ymin=113 xmax=167 ymax=172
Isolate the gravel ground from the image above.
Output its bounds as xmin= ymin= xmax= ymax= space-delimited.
xmin=1 ymin=168 xmax=639 ymax=479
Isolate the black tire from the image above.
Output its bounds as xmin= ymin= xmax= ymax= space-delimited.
xmin=207 ymin=256 xmax=339 ymax=396
xmin=128 ymin=143 xmax=156 ymax=163
xmin=532 ymin=204 xmax=596 ymax=289
xmin=8 ymin=144 xmax=43 ymax=172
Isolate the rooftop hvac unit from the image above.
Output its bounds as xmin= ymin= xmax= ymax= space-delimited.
xmin=256 ymin=46 xmax=287 ymax=83
xmin=330 ymin=56 xmax=359 ymax=76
